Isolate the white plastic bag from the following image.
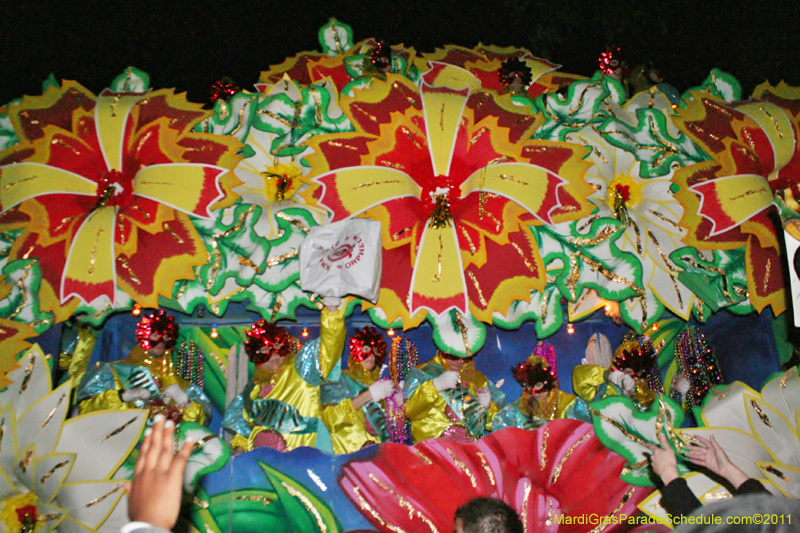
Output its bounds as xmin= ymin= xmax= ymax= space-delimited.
xmin=299 ymin=218 xmax=382 ymax=302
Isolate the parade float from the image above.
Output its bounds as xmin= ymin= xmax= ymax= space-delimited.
xmin=1 ymin=18 xmax=799 ymax=533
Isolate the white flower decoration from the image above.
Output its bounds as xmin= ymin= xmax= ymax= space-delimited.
xmin=0 ymin=345 xmax=147 ymax=532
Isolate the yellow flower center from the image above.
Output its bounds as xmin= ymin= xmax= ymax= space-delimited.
xmin=260 ymin=163 xmax=302 ymax=202
xmin=606 ymin=174 xmax=643 ymax=210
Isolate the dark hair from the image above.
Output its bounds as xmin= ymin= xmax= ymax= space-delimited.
xmin=454 ymin=498 xmax=523 ymax=533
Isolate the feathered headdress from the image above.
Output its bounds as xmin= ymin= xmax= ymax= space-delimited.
xmin=348 ymin=326 xmax=387 ymax=366
xmin=244 ymin=319 xmax=292 ymax=365
xmin=512 ymin=356 xmax=557 ymax=393
xmin=136 ymin=309 xmax=178 ymax=351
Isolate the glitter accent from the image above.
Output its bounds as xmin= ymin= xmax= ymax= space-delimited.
xmin=237 ymin=256 xmax=263 ymax=274
xmin=586 ymin=487 xmax=634 ymax=533
xmin=750 ymin=399 xmax=771 ymax=427
xmin=510 ymin=242 xmax=536 ymax=274
xmin=39 ymin=460 xmax=70 ymax=485
xmin=276 ymin=211 xmax=311 ymax=234
xmin=540 ymin=426 xmax=550 ymax=468
xmin=352 ymin=179 xmax=402 ymax=191
xmin=369 ymin=473 xmax=417 ymax=518
xmin=192 ymin=434 xmax=216 ymax=452
xmin=102 ymin=416 xmax=140 ymax=441
xmin=432 ymin=235 xmax=443 ymax=283
xmin=86 ymin=484 xmax=123 ymax=507
xmin=232 ymin=495 xmax=275 ymax=506
xmin=266 ymin=248 xmax=298 ymax=268
xmin=764 ymin=258 xmax=771 ymax=293
xmin=8 ymin=262 xmax=33 ymax=319
xmin=577 ymin=252 xmax=645 ymax=296
xmin=19 ymin=449 xmax=33 ymax=473
xmin=162 ymin=222 xmax=185 ymax=244
xmin=520 ymin=481 xmax=531 ymax=526
xmin=191 ymin=496 xmax=210 ymax=509
xmin=588 ymin=408 xmax=648 ymax=445
xmin=412 ymin=448 xmax=433 ymax=465
xmin=41 ymin=392 xmax=66 ymax=428
xmin=551 ymin=434 xmax=589 ymax=484
xmin=454 ymin=312 xmax=472 ymax=356
xmin=476 ymin=452 xmax=496 ymax=486
xmin=281 ymin=481 xmax=327 ymax=532
xmin=545 ymin=498 xmax=555 ymax=526
xmin=20 ymin=354 xmax=35 ymax=393
xmin=460 ymin=226 xmax=477 ymax=254
xmin=352 ymin=486 xmax=402 ymax=532
xmin=467 ymin=271 xmax=488 ymax=307
xmin=764 ymin=465 xmax=788 ymax=481
xmin=446 ymin=448 xmax=477 ymax=488
xmin=566 ymin=225 xmax=619 ymax=246
xmin=704 ymin=491 xmax=732 ymax=502
xmin=117 ymin=256 xmax=141 ymax=284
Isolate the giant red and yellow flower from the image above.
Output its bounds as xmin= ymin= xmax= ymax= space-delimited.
xmin=673 ymin=84 xmax=800 ymax=313
xmin=306 ymin=65 xmax=592 ymax=325
xmin=0 ymin=82 xmax=241 ymax=308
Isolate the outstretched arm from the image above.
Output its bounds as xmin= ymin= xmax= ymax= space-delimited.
xmin=124 ymin=415 xmax=193 ymax=531
xmin=684 ymin=434 xmax=750 ymax=489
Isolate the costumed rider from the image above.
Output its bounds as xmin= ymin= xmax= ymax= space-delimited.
xmin=77 ymin=310 xmax=211 ymax=425
xmin=321 ymin=326 xmax=398 ymax=454
xmin=222 ymin=297 xmax=346 ymax=453
xmin=573 ymin=334 xmax=660 ymax=410
xmin=404 ymin=349 xmax=504 ymax=444
xmin=493 ymin=355 xmax=590 ymax=431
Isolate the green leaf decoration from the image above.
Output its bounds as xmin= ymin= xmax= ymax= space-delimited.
xmin=599 ymin=107 xmax=708 ymax=178
xmin=679 ymin=68 xmax=742 ymax=106
xmin=191 ymin=202 xmax=270 ymax=296
xmin=428 ymin=309 xmax=487 ymax=357
xmin=178 ymin=421 xmax=231 ymax=491
xmin=0 ymin=258 xmax=55 ymax=333
xmin=671 ymin=246 xmax=751 ymax=313
xmin=109 ymin=66 xmax=151 ymax=93
xmin=365 ymin=304 xmax=404 ymax=329
xmin=194 ymin=91 xmax=259 ymax=142
xmin=0 ymin=104 xmax=19 ymax=150
xmin=193 ymin=487 xmax=282 ymax=533
xmin=259 ymin=462 xmax=342 ymax=533
xmin=253 ymin=79 xmax=352 ymax=158
xmin=533 ymin=71 xmax=626 ymax=141
xmin=537 ymin=218 xmax=643 ymax=303
xmin=590 ymin=394 xmax=687 ymax=486
xmin=318 ymin=18 xmax=353 ymax=57
xmin=492 ymin=285 xmax=564 ymax=338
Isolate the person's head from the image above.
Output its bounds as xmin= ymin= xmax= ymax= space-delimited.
xmin=612 ymin=340 xmax=655 ymax=379
xmin=245 ymin=320 xmax=293 ymax=371
xmin=136 ymin=309 xmax=179 ymax=357
xmin=439 ymin=350 xmax=474 ymax=372
xmin=511 ymin=356 xmax=557 ymax=399
xmin=454 ymin=497 xmax=523 ymax=533
xmin=349 ymin=326 xmax=387 ymax=371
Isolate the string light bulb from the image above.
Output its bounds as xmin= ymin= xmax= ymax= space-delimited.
xmin=132 ymin=304 xmax=141 ymax=316
xmin=387 ymin=328 xmax=395 ymax=336
xmin=567 ymin=323 xmax=574 ymax=334
xmin=210 ymin=322 xmax=218 ymax=339
xmin=301 ymin=321 xmax=309 ymax=338
xmin=651 ymin=322 xmax=659 ymax=332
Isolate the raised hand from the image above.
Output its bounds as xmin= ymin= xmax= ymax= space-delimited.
xmin=124 ymin=415 xmax=193 ymax=530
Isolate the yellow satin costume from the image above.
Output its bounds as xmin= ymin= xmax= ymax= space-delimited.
xmin=228 ymin=307 xmax=346 ymax=452
xmin=78 ymin=344 xmax=207 ymax=425
xmin=572 ymin=364 xmax=655 ymax=410
xmin=404 ymin=353 xmax=500 ymax=443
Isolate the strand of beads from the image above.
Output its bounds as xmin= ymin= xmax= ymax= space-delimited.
xmin=177 ymin=340 xmax=205 ymax=389
xmin=386 ymin=337 xmax=418 ymax=444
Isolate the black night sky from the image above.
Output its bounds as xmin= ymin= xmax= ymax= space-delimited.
xmin=1 ymin=0 xmax=799 ymax=107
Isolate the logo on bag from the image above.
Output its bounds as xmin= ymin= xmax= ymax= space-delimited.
xmin=319 ymin=236 xmax=365 ymax=270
